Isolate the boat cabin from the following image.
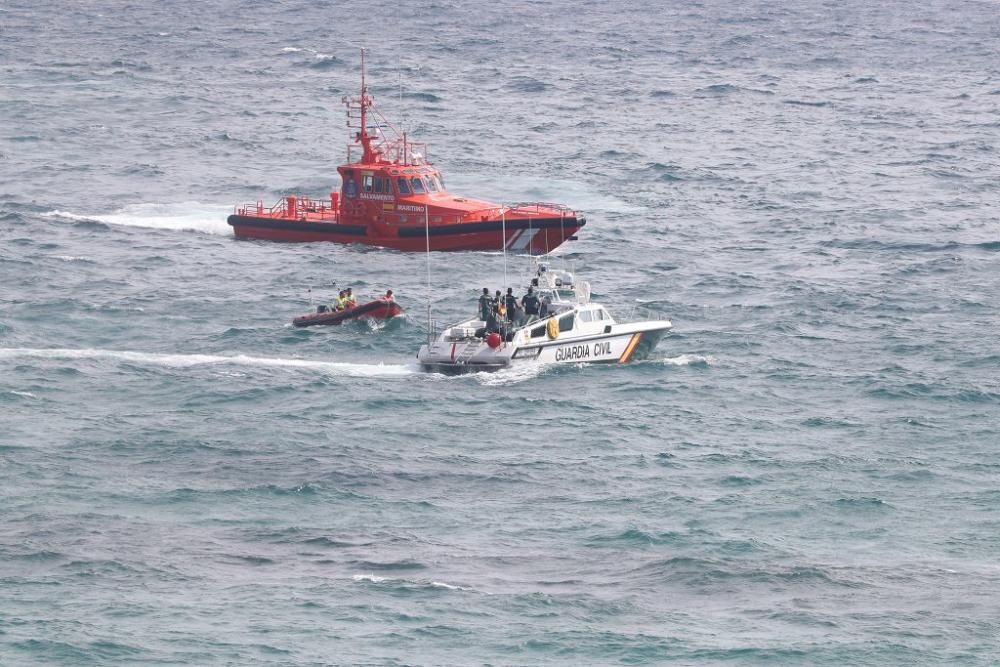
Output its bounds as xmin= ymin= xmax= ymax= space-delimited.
xmin=337 ymin=165 xmax=450 ymax=224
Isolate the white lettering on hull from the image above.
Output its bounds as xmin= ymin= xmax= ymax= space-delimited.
xmin=547 ymin=338 xmax=622 ymax=363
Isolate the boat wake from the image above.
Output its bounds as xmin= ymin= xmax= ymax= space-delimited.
xmin=0 ymin=347 xmax=417 ymax=378
xmin=474 ymin=360 xmax=546 ymax=386
xmin=43 ymin=202 xmax=234 ymax=235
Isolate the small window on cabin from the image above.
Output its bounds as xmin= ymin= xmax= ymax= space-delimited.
xmin=558 ymin=313 xmax=575 ymax=332
xmin=410 ymin=176 xmax=426 ymax=194
xmin=433 ymin=173 xmax=445 ymax=190
xmin=579 ymin=310 xmax=593 ymax=322
xmin=384 ymin=177 xmax=393 ymax=193
xmin=363 ymin=175 xmax=374 ymax=192
xmin=374 ymin=177 xmax=384 ymax=194
xmin=397 ymin=177 xmax=411 ymax=195
xmin=424 ymin=176 xmax=438 ymax=192
xmin=530 ymin=325 xmax=547 ymax=339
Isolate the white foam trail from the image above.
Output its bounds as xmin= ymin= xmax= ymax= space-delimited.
xmin=0 ymin=347 xmax=416 ymax=378
xmin=44 ymin=202 xmax=234 ymax=235
xmin=475 ymin=361 xmax=545 ymax=386
xmin=352 ymin=574 xmax=386 ymax=583
xmin=9 ymin=390 xmax=37 ymax=398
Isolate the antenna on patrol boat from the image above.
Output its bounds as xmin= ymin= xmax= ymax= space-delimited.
xmin=424 ymin=201 xmax=432 ymax=347
xmin=501 ymin=204 xmax=508 ymax=288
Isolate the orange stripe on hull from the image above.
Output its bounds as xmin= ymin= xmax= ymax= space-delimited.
xmin=618 ymin=333 xmax=643 ymax=363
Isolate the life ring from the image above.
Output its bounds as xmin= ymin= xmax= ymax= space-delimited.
xmin=547 ymin=317 xmax=559 ymax=340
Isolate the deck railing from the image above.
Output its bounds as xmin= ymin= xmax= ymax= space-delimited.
xmin=235 ymin=195 xmax=339 ymax=220
xmin=460 ymin=203 xmax=579 ymax=223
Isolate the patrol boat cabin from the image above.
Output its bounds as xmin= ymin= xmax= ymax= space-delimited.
xmin=417 ymin=264 xmax=672 ymax=374
xmin=228 ymin=50 xmax=586 ymax=253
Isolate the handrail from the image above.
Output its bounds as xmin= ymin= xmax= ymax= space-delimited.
xmin=460 ymin=203 xmax=578 ymax=222
xmin=615 ymin=304 xmax=671 ymax=323
xmin=234 ymin=195 xmax=340 ymax=220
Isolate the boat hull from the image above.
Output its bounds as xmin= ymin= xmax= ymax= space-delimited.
xmin=229 ymin=215 xmax=584 ymax=254
xmin=418 ymin=325 xmax=669 ymax=374
xmin=293 ymin=300 xmax=402 ymax=327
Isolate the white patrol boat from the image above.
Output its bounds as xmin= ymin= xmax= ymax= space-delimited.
xmin=417 ymin=265 xmax=672 ymax=374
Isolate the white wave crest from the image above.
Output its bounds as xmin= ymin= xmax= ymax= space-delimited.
xmin=0 ymin=347 xmax=416 ymax=378
xmin=430 ymin=580 xmax=472 ymax=591
xmin=9 ymin=390 xmax=37 ymax=398
xmin=44 ymin=202 xmax=234 ymax=235
xmin=660 ymin=353 xmax=712 ymax=366
xmin=351 ymin=574 xmax=472 ymax=591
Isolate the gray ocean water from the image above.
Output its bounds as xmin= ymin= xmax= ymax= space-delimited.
xmin=3 ymin=1 xmax=1000 ymax=664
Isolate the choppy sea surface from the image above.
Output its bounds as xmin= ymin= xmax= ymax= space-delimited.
xmin=3 ymin=1 xmax=1000 ymax=664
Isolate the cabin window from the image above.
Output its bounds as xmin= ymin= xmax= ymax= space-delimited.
xmin=424 ymin=176 xmax=438 ymax=192
xmin=362 ymin=174 xmax=374 ymax=192
xmin=558 ymin=313 xmax=575 ymax=332
xmin=530 ymin=324 xmax=547 ymax=339
xmin=374 ymin=177 xmax=383 ymax=194
xmin=435 ymin=172 xmax=445 ymax=189
xmin=579 ymin=310 xmax=594 ymax=322
xmin=410 ymin=176 xmax=426 ymax=194
xmin=397 ymin=177 xmax=411 ymax=195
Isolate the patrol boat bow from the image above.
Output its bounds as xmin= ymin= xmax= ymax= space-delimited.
xmin=228 ymin=50 xmax=586 ymax=253
xmin=417 ymin=265 xmax=671 ymax=374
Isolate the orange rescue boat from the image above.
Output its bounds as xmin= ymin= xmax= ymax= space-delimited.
xmin=228 ymin=50 xmax=585 ymax=254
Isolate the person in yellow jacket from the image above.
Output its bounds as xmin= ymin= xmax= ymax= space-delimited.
xmin=334 ymin=290 xmax=348 ymax=310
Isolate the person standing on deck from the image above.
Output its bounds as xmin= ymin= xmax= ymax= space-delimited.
xmin=504 ymin=287 xmax=519 ymax=325
xmin=521 ymin=286 xmax=540 ymax=323
xmin=478 ymin=288 xmax=492 ymax=321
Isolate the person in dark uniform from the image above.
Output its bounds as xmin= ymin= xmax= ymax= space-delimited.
xmin=521 ymin=286 xmax=540 ymax=323
xmin=478 ymin=288 xmax=492 ymax=322
xmin=504 ymin=287 xmax=519 ymax=324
